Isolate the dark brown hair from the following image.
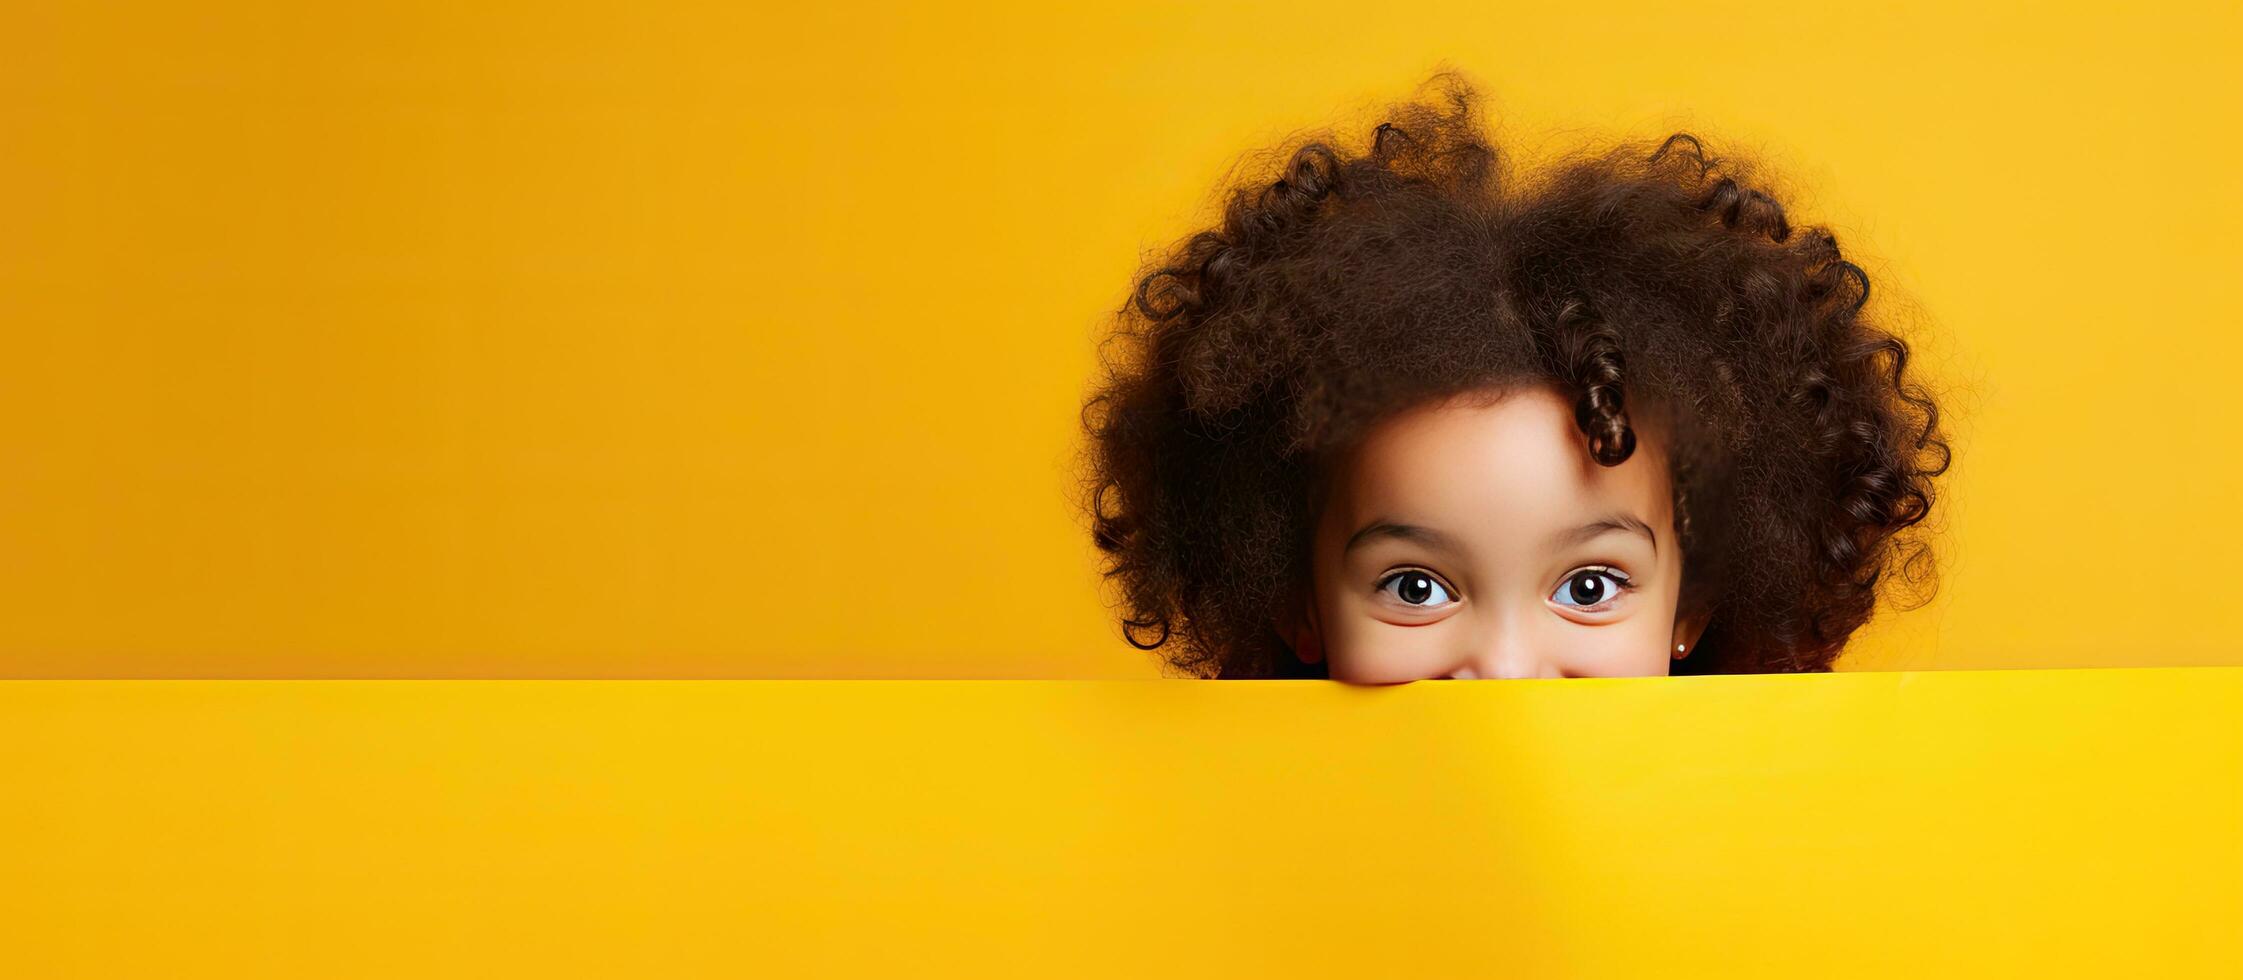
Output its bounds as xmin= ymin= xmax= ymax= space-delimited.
xmin=1080 ymin=76 xmax=1949 ymax=678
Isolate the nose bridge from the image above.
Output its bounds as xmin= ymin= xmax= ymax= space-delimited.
xmin=1460 ymin=603 xmax=1555 ymax=680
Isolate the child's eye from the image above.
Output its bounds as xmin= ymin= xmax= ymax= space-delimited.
xmin=1550 ymin=567 xmax=1631 ymax=608
xmin=1376 ymin=570 xmax=1456 ymax=608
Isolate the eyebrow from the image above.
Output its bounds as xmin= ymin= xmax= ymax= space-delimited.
xmin=1550 ymin=514 xmax=1658 ymax=554
xmin=1342 ymin=513 xmax=1659 ymax=557
xmin=1343 ymin=519 xmax=1463 ymax=556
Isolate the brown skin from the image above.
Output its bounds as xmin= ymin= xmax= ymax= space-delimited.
xmin=1285 ymin=384 xmax=1708 ymax=681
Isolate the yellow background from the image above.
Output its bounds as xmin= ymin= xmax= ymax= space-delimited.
xmin=5 ymin=670 xmax=2238 ymax=976
xmin=4 ymin=2 xmax=2240 ymax=677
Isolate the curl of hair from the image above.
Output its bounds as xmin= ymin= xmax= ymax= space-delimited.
xmin=1538 ymin=298 xmax=1636 ymax=466
xmin=1080 ymin=74 xmax=1949 ymax=677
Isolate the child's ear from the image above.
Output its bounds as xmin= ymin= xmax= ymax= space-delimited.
xmin=1276 ymin=594 xmax=1325 ymax=666
xmin=1672 ymin=607 xmax=1712 ymax=661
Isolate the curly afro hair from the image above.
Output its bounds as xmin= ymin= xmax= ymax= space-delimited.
xmin=1080 ymin=76 xmax=1950 ymax=678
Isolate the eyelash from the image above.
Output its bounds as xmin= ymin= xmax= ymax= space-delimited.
xmin=1551 ymin=565 xmax=1635 ymax=611
xmin=1374 ymin=568 xmax=1457 ymax=608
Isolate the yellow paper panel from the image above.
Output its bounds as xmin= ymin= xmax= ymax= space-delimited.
xmin=3 ymin=670 xmax=2238 ymax=976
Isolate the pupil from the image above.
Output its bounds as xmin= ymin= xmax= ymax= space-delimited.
xmin=1399 ymin=574 xmax=1432 ymax=604
xmin=1568 ymin=573 xmax=1605 ymax=605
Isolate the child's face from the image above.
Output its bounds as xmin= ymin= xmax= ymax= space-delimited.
xmin=1292 ymin=383 xmax=1693 ymax=682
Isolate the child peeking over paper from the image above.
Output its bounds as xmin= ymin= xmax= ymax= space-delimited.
xmin=1080 ymin=74 xmax=1949 ymax=682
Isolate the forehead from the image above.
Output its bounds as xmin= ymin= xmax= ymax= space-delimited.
xmin=1328 ymin=385 xmax=1670 ymax=533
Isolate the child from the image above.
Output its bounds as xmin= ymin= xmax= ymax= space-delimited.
xmin=1080 ymin=76 xmax=1949 ymax=681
